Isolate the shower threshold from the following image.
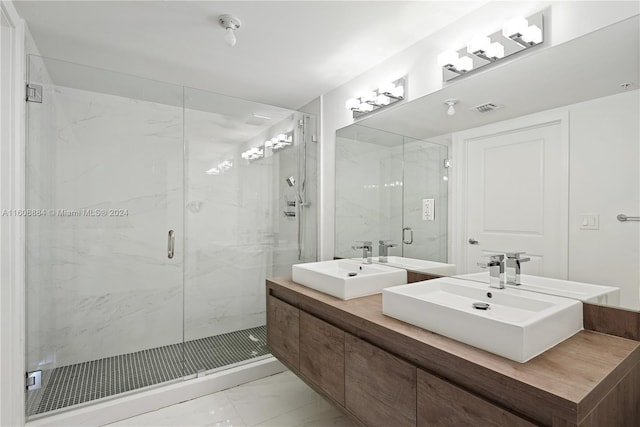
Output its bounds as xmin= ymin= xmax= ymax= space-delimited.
xmin=27 ymin=325 xmax=269 ymax=416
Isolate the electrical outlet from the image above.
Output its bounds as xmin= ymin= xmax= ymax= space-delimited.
xmin=422 ymin=199 xmax=435 ymax=221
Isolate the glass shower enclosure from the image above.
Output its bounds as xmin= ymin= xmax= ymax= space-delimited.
xmin=25 ymin=55 xmax=317 ymax=418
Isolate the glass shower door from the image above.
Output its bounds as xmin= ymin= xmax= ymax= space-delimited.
xmin=25 ymin=56 xmax=185 ymax=417
xmin=182 ymin=88 xmax=316 ymax=376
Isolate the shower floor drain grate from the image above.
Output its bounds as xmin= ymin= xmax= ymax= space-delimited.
xmin=27 ymin=325 xmax=269 ymax=416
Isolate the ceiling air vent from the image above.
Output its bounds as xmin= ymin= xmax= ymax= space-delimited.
xmin=472 ymin=102 xmax=503 ymax=113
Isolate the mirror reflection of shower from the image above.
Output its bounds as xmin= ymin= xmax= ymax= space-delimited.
xmin=285 ymin=175 xmax=306 ymax=260
xmin=286 ymin=175 xmax=305 ymax=205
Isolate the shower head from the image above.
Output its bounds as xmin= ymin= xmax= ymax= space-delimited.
xmin=285 ymin=176 xmax=304 ymax=205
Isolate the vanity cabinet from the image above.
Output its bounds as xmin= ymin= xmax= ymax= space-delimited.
xmin=299 ymin=311 xmax=345 ymax=405
xmin=267 ymin=278 xmax=640 ymax=427
xmin=345 ymin=334 xmax=417 ymax=427
xmin=266 ymin=295 xmax=299 ymax=369
xmin=417 ymin=369 xmax=536 ymax=427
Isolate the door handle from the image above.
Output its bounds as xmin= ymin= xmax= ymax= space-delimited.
xmin=468 ymin=238 xmax=479 ymax=245
xmin=402 ymin=227 xmax=413 ymax=245
xmin=168 ymin=230 xmax=175 ymax=259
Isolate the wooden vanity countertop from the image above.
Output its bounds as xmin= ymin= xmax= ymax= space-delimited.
xmin=267 ymin=277 xmax=640 ymax=425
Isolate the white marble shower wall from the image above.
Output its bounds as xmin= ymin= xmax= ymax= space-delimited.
xmin=402 ymin=138 xmax=449 ymax=262
xmin=26 ymin=82 xmax=185 ymax=369
xmin=335 ymin=131 xmax=403 ymax=259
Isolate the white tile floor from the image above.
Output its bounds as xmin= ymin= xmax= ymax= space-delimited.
xmin=106 ymin=371 xmax=356 ymax=427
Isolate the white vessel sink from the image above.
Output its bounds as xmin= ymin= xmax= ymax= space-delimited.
xmin=373 ymin=256 xmax=456 ymax=276
xmin=383 ymin=277 xmax=582 ymax=362
xmin=458 ymin=272 xmax=620 ymax=305
xmin=292 ymin=259 xmax=407 ymax=300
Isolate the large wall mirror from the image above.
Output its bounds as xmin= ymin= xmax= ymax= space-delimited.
xmin=335 ymin=15 xmax=639 ymax=311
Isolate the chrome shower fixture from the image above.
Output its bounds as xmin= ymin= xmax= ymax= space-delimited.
xmin=286 ymin=176 xmax=296 ymax=187
xmin=285 ymin=176 xmax=304 ymax=205
xmin=219 ymin=14 xmax=241 ymax=47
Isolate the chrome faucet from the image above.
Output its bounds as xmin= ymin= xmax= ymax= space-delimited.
xmin=477 ymin=254 xmax=506 ymax=289
xmin=378 ymin=240 xmax=397 ymax=263
xmin=352 ymin=240 xmax=373 ymax=264
xmin=506 ymin=252 xmax=531 ymax=285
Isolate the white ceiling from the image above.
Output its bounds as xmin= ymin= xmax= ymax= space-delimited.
xmin=15 ymin=1 xmax=486 ymax=109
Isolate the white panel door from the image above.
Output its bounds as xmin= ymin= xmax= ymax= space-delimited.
xmin=464 ymin=121 xmax=567 ymax=278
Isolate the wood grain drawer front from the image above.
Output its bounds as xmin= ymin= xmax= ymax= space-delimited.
xmin=299 ymin=311 xmax=346 ymax=405
xmin=417 ymin=369 xmax=536 ymax=427
xmin=267 ymin=295 xmax=300 ymax=369
xmin=345 ymin=334 xmax=417 ymax=427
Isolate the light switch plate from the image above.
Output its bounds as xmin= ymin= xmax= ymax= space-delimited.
xmin=579 ymin=213 xmax=599 ymax=230
xmin=422 ymin=199 xmax=435 ymax=221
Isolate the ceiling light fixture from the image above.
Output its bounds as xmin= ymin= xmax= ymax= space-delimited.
xmin=344 ymin=78 xmax=406 ymax=119
xmin=219 ymin=14 xmax=241 ymax=47
xmin=444 ymin=99 xmax=458 ymax=116
xmin=438 ymin=11 xmax=544 ymax=82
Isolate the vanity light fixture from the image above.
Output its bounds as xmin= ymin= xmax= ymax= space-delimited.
xmin=345 ymin=78 xmax=406 ymax=119
xmin=503 ymin=16 xmax=542 ymax=47
xmin=241 ymin=147 xmax=264 ymax=160
xmin=265 ymin=131 xmax=294 ymax=151
xmin=206 ymin=159 xmax=234 ymax=175
xmin=438 ymin=12 xmax=544 ymax=82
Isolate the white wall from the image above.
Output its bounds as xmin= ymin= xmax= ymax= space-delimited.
xmin=0 ymin=1 xmax=25 ymax=425
xmin=568 ymin=90 xmax=639 ymax=309
xmin=319 ymin=1 xmax=640 ymax=260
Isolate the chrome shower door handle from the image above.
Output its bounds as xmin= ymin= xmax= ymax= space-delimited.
xmin=167 ymin=230 xmax=175 ymax=259
xmin=402 ymin=227 xmax=413 ymax=245
xmin=468 ymin=238 xmax=479 ymax=245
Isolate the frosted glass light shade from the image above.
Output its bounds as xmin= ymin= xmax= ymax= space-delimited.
xmin=224 ymin=27 xmax=237 ymax=47
xmin=455 ymin=56 xmax=473 ymax=72
xmin=522 ymin=25 xmax=542 ymax=44
xmin=358 ymin=103 xmax=374 ymax=112
xmin=467 ymin=36 xmax=491 ymax=54
xmin=438 ymin=50 xmax=459 ymax=67
xmin=503 ymin=16 xmax=528 ymax=38
xmin=378 ymin=82 xmax=395 ymax=94
xmin=345 ymin=98 xmax=359 ymax=110
xmin=361 ymin=91 xmax=376 ymax=103
xmin=391 ymin=85 xmax=404 ymax=98
xmin=486 ymin=42 xmax=505 ymax=59
xmin=376 ymin=94 xmax=391 ymax=106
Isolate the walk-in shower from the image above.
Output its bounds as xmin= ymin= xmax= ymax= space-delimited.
xmin=24 ymin=55 xmax=317 ymax=419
